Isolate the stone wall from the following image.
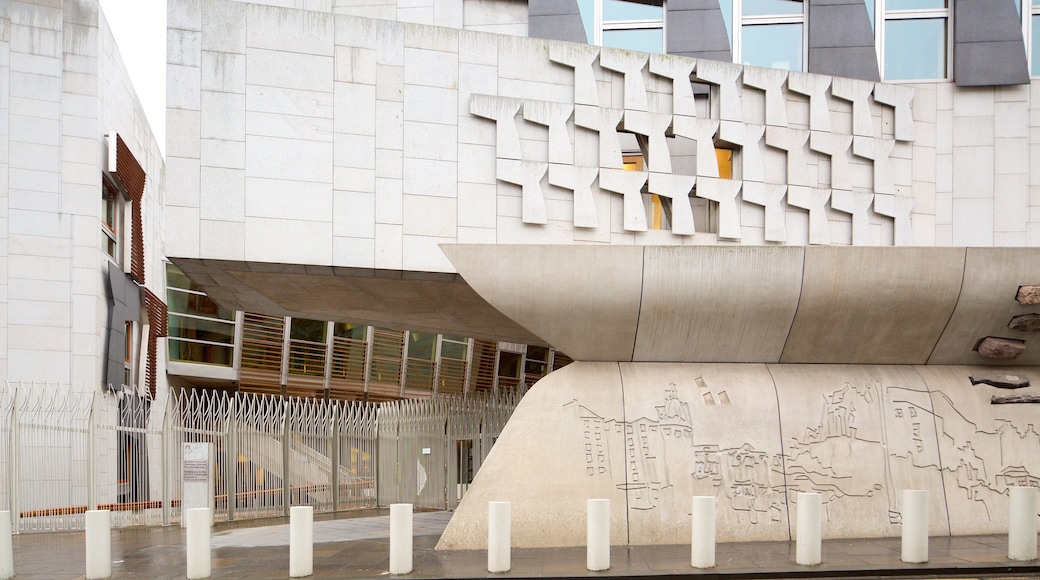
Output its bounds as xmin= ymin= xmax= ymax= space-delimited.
xmin=438 ymin=361 xmax=1040 ymax=548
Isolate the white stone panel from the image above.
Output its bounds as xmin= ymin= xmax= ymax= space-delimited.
xmin=201 ymin=52 xmax=245 ymax=94
xmin=403 ymin=84 xmax=457 ymax=125
xmin=244 ymin=216 xmax=332 ymax=264
xmin=246 ymin=48 xmax=333 ymax=93
xmin=245 ymin=135 xmax=333 ymax=183
xmin=246 ymin=85 xmax=334 ymax=119
xmin=457 ymin=181 xmax=497 ymax=229
xmin=695 ymin=60 xmax=742 ymax=122
xmin=951 ymin=198 xmax=994 ymax=246
xmin=951 ymin=145 xmax=994 ymax=198
xmin=245 ymin=177 xmax=333 ymax=221
xmin=246 ymin=4 xmax=334 ymax=56
xmin=201 ymin=139 xmax=246 ymax=169
xmin=402 ymin=157 xmax=457 ymax=198
xmin=403 ymin=121 xmax=457 ymax=162
xmin=201 ymin=91 xmax=245 ymax=141
xmin=199 ymin=219 xmax=245 ymax=261
xmin=403 ymin=194 xmax=457 ymax=238
xmin=404 ymin=47 xmax=458 ymax=90
xmin=168 ymin=28 xmax=201 ymax=68
xmin=457 ymin=143 xmax=496 ymax=184
xmin=334 ymin=190 xmax=376 ymax=238
xmin=787 ymin=71 xmax=831 ymax=133
xmin=200 ymin=166 xmax=245 ymax=222
xmin=202 ymin=0 xmax=247 ymax=53
xmin=742 ymin=182 xmax=788 ymax=242
xmin=167 ymin=64 xmax=201 ymax=110
xmin=743 ymin=66 xmax=788 ymax=127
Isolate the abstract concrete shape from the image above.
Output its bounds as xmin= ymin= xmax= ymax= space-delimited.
xmin=781 ymin=247 xmax=966 ymax=364
xmin=969 ymin=373 xmax=1030 ymax=389
xmin=991 ymin=393 xmax=1040 ymax=404
xmin=549 ymin=43 xmax=601 ymax=106
xmin=673 ymin=116 xmax=721 ymax=177
xmin=600 ymin=167 xmax=650 ymax=232
xmin=720 ymin=121 xmax=766 ymax=182
xmin=695 ymin=60 xmax=743 ymax=122
xmin=743 ymin=66 xmax=789 ymax=127
xmin=634 ymin=247 xmax=804 ymax=362
xmin=872 ymin=194 xmax=914 ymax=246
xmin=810 ymin=131 xmax=854 ymax=190
xmin=497 ymin=159 xmax=549 ymax=224
xmin=599 ymin=48 xmax=650 ymax=112
xmin=549 ymin=164 xmax=600 ymax=228
xmin=575 ymin=105 xmax=626 ymax=169
xmin=872 ymin=83 xmax=915 ymax=142
xmin=786 ymin=186 xmax=832 ymax=245
xmin=441 ymin=246 xmax=646 ymax=361
xmin=977 ymin=337 xmax=1026 ymax=361
xmin=787 ymin=71 xmax=832 ymax=132
xmin=852 ymin=136 xmax=896 ymax=195
xmin=930 ymin=249 xmax=1040 ymax=365
xmin=471 ymin=94 xmax=524 ymax=160
xmin=830 ymin=189 xmax=875 ymax=246
xmin=742 ymin=182 xmax=789 ymax=243
xmin=695 ymin=177 xmax=743 ymax=240
xmin=1008 ymin=313 xmax=1040 ymax=332
xmin=522 ymin=99 xmax=575 ymax=165
xmin=648 ymin=173 xmax=697 ymax=235
xmin=831 ymin=77 xmax=875 ymax=137
xmin=1016 ymin=286 xmax=1040 ymax=305
xmin=622 ymin=112 xmax=673 ymax=173
xmin=649 ymin=54 xmax=697 ymax=117
xmin=766 ymin=126 xmax=812 ymax=186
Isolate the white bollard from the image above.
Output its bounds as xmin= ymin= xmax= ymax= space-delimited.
xmin=289 ymin=506 xmax=314 ymax=577
xmin=487 ymin=502 xmax=511 ymax=573
xmin=1009 ymin=486 xmax=1038 ymax=561
xmin=691 ymin=496 xmax=716 ymax=569
xmin=901 ymin=490 xmax=928 ymax=563
xmin=0 ymin=511 xmax=13 ymax=580
xmin=389 ymin=503 xmax=413 ymax=575
xmin=586 ymin=499 xmax=610 ymax=571
xmin=186 ymin=507 xmax=212 ymax=579
xmin=795 ymin=492 xmax=822 ymax=566
xmin=85 ymin=509 xmax=111 ymax=579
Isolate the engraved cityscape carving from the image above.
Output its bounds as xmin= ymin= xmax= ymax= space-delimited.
xmin=568 ymin=376 xmax=1040 ymax=530
xmin=473 ymin=47 xmax=917 ymax=245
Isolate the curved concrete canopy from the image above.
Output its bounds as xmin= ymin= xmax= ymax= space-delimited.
xmin=442 ymin=245 xmax=1040 ymax=365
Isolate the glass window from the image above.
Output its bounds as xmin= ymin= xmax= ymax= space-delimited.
xmin=333 ymin=322 xmax=367 ymax=340
xmin=880 ymin=0 xmax=949 ymax=80
xmin=102 ymin=178 xmax=121 ymax=260
xmin=865 ymin=0 xmax=875 ymax=30
xmin=407 ymin=331 xmax=437 ymax=361
xmin=1033 ymin=14 xmax=1040 ymax=75
xmin=581 ymin=0 xmax=665 ymax=53
xmin=733 ymin=0 xmax=806 ymax=72
xmin=290 ymin=318 xmax=326 ymax=343
xmin=742 ymin=22 xmax=803 ymax=70
xmin=440 ymin=336 xmax=469 ymax=360
xmin=743 ymin=0 xmax=803 ymax=16
xmin=166 ymin=263 xmax=237 ymax=367
xmin=884 ymin=18 xmax=946 ymax=80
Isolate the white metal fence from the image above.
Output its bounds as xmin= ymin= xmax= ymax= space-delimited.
xmin=0 ymin=382 xmax=522 ymax=532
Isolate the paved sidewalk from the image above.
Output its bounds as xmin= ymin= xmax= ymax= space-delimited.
xmin=7 ymin=510 xmax=1040 ymax=579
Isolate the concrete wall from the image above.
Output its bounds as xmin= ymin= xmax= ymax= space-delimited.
xmin=168 ymin=0 xmax=1040 ymax=279
xmin=1 ymin=0 xmax=165 ymax=388
xmin=439 ymin=361 xmax=1040 ymax=548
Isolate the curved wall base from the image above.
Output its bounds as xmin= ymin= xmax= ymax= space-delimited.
xmin=437 ymin=362 xmax=1040 ymax=549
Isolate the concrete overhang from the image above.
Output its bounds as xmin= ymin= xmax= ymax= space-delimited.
xmin=175 ymin=246 xmax=1040 ymax=365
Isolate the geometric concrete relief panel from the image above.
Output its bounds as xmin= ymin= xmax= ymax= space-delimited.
xmin=439 ymin=362 xmax=1039 ymax=549
xmin=471 ymin=44 xmax=916 ymax=245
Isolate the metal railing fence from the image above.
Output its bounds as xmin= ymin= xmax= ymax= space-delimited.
xmin=0 ymin=382 xmax=522 ymax=532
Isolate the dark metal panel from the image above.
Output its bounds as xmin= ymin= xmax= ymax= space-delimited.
xmin=953 ymin=0 xmax=1029 ymax=86
xmin=807 ymin=0 xmax=880 ymax=81
xmin=666 ymin=0 xmax=732 ymax=61
xmin=528 ymin=0 xmax=588 ymax=43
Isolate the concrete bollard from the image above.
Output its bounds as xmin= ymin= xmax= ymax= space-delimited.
xmin=691 ymin=496 xmax=716 ymax=569
xmin=586 ymin=499 xmax=610 ymax=571
xmin=487 ymin=502 xmax=511 ymax=573
xmin=186 ymin=507 xmax=212 ymax=579
xmin=901 ymin=490 xmax=928 ymax=563
xmin=85 ymin=509 xmax=111 ymax=579
xmin=289 ymin=506 xmax=314 ymax=577
xmin=0 ymin=511 xmax=13 ymax=580
xmin=795 ymin=492 xmax=822 ymax=566
xmin=1009 ymin=486 xmax=1038 ymax=561
xmin=389 ymin=503 xmax=413 ymax=575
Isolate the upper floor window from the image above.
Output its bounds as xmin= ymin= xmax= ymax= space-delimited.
xmin=1028 ymin=0 xmax=1040 ymax=75
xmin=578 ymin=0 xmax=665 ymax=53
xmin=878 ymin=0 xmax=949 ymax=80
xmin=733 ymin=0 xmax=806 ymax=71
xmin=102 ymin=176 xmax=124 ymax=262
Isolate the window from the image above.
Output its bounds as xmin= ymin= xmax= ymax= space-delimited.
xmin=102 ymin=176 xmax=123 ymax=261
xmin=124 ymin=321 xmax=133 ymax=387
xmin=1030 ymin=0 xmax=1040 ymax=75
xmin=732 ymin=0 xmax=806 ymax=71
xmin=878 ymin=0 xmax=949 ymax=80
xmin=577 ymin=0 xmax=665 ymax=53
xmin=166 ymin=263 xmax=236 ymax=366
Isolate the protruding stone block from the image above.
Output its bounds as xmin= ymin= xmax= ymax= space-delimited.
xmin=719 ymin=121 xmax=765 ymax=182
xmin=969 ymin=373 xmax=1030 ymax=389
xmin=649 ymin=54 xmax=697 ymax=118
xmin=830 ymin=189 xmax=874 ymax=246
xmin=873 ymin=83 xmax=915 ymax=142
xmin=787 ymin=186 xmax=831 ymax=245
xmin=673 ymin=116 xmax=720 ymax=178
xmin=872 ymin=193 xmax=914 ymax=246
xmin=522 ymin=99 xmax=574 ymax=165
xmin=765 ymin=126 xmax=812 ymax=186
xmin=831 ymin=77 xmax=874 ymax=137
xmin=976 ymin=336 xmax=1026 ymax=360
xmin=695 ymin=177 xmax=742 ymax=239
xmin=695 ymin=60 xmax=743 ymax=122
xmin=852 ymin=136 xmax=896 ymax=195
xmin=743 ymin=66 xmax=788 ymax=127
xmin=600 ymin=167 xmax=649 ymax=232
xmin=1009 ymin=313 xmax=1040 ymax=332
xmin=549 ymin=43 xmax=600 ymax=106
xmin=788 ymin=72 xmax=832 ymax=132
xmin=741 ymin=182 xmax=787 ymax=242
xmin=599 ymin=48 xmax=649 ymax=112
xmin=1015 ymin=286 xmax=1040 ymax=305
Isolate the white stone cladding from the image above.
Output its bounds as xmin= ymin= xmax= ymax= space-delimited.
xmin=1 ymin=1 xmax=165 ymax=387
xmin=168 ymin=0 xmax=1040 ymax=277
